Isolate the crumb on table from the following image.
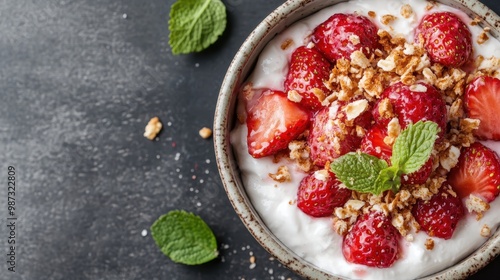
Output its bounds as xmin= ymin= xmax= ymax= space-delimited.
xmin=144 ymin=117 xmax=162 ymax=140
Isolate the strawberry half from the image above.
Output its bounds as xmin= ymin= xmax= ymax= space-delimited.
xmin=447 ymin=142 xmax=500 ymax=202
xmin=372 ymin=82 xmax=447 ymax=139
xmin=308 ymin=101 xmax=372 ymax=167
xmin=412 ymin=182 xmax=465 ymax=239
xmin=246 ymin=90 xmax=310 ymax=158
xmin=343 ymin=211 xmax=401 ymax=268
xmin=284 ymin=46 xmax=332 ymax=111
xmin=464 ymin=76 xmax=500 ymax=140
xmin=312 ymin=13 xmax=379 ymax=62
xmin=297 ymin=170 xmax=351 ymax=217
xmin=360 ymin=126 xmax=433 ymax=185
xmin=414 ymin=12 xmax=472 ymax=67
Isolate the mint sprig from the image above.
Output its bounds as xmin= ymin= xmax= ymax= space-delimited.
xmin=330 ymin=121 xmax=439 ymax=195
xmin=169 ymin=0 xmax=227 ymax=54
xmin=151 ymin=210 xmax=218 ymax=265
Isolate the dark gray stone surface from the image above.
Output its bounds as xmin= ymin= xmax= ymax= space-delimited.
xmin=0 ymin=0 xmax=498 ymax=279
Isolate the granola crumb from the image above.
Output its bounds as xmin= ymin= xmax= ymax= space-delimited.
xmin=199 ymin=127 xmax=213 ymax=139
xmin=269 ymin=166 xmax=291 ymax=183
xmin=465 ymin=194 xmax=490 ymax=219
xmin=288 ymin=90 xmax=303 ymax=103
xmin=144 ymin=117 xmax=162 ymax=140
xmin=344 ymin=99 xmax=369 ymax=120
xmin=477 ymin=29 xmax=490 ymax=45
xmin=400 ymin=4 xmax=413 ymax=19
xmin=281 ymin=38 xmax=294 ymax=50
xmin=381 ymin=14 xmax=397 ymax=25
xmin=470 ymin=16 xmax=481 ymax=26
xmin=249 ymin=255 xmax=256 ymax=264
xmin=425 ymin=238 xmax=435 ymax=250
xmin=349 ymin=34 xmax=361 ymax=45
xmin=480 ymin=224 xmax=491 ymax=237
xmin=368 ymin=11 xmax=376 ymax=18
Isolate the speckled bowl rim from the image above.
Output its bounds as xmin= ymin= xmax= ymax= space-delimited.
xmin=214 ymin=0 xmax=500 ymax=279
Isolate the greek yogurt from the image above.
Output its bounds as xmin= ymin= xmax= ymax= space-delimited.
xmin=231 ymin=0 xmax=500 ymax=279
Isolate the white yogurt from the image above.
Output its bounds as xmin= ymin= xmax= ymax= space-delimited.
xmin=231 ymin=0 xmax=500 ymax=279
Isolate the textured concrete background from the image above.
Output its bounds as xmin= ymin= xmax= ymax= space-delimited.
xmin=0 ymin=0 xmax=498 ymax=279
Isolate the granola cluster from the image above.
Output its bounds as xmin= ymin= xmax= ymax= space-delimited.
xmin=265 ymin=8 xmax=498 ymax=246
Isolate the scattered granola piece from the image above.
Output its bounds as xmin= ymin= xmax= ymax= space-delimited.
xmin=333 ymin=218 xmax=349 ymax=236
xmin=350 ymin=50 xmax=370 ymax=68
xmin=465 ymin=194 xmax=490 ymax=219
xmin=249 ymin=255 xmax=256 ymax=264
xmin=470 ymin=16 xmax=481 ymax=26
xmin=384 ymin=118 xmax=401 ymax=146
xmin=144 ymin=117 xmax=163 ymax=140
xmin=199 ymin=127 xmax=213 ymax=139
xmin=344 ymin=99 xmax=369 ymax=120
xmin=480 ymin=224 xmax=491 ymax=237
xmin=477 ymin=29 xmax=490 ymax=44
xmin=425 ymin=238 xmax=435 ymax=250
xmin=439 ymin=145 xmax=460 ymax=172
xmin=368 ymin=11 xmax=376 ymax=18
xmin=281 ymin=38 xmax=294 ymax=50
xmin=381 ymin=14 xmax=397 ymax=25
xmin=349 ymin=34 xmax=361 ymax=45
xmin=269 ymin=166 xmax=291 ymax=183
xmin=400 ymin=4 xmax=413 ymax=19
xmin=287 ymin=90 xmax=303 ymax=103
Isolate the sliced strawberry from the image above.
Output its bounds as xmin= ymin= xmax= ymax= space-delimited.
xmin=246 ymin=90 xmax=310 ymax=158
xmin=372 ymin=82 xmax=447 ymax=139
xmin=464 ymin=76 xmax=500 ymax=140
xmin=284 ymin=46 xmax=332 ymax=111
xmin=312 ymin=13 xmax=379 ymax=62
xmin=360 ymin=126 xmax=433 ymax=185
xmin=360 ymin=126 xmax=392 ymax=162
xmin=308 ymin=101 xmax=372 ymax=167
xmin=297 ymin=170 xmax=351 ymax=217
xmin=447 ymin=142 xmax=500 ymax=202
xmin=414 ymin=12 xmax=472 ymax=67
xmin=412 ymin=182 xmax=465 ymax=239
xmin=343 ymin=211 xmax=401 ymax=268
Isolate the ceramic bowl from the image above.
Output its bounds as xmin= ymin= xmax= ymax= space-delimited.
xmin=214 ymin=0 xmax=500 ymax=279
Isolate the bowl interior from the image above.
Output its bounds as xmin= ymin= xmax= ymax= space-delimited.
xmin=214 ymin=0 xmax=500 ymax=279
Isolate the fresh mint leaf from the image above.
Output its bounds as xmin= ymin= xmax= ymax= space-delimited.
xmin=391 ymin=121 xmax=439 ymax=174
xmin=374 ymin=166 xmax=402 ymax=194
xmin=330 ymin=152 xmax=388 ymax=193
xmin=330 ymin=121 xmax=439 ymax=195
xmin=169 ymin=0 xmax=227 ymax=54
xmin=151 ymin=210 xmax=218 ymax=265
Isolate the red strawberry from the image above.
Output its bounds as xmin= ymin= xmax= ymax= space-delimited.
xmin=360 ymin=126 xmax=433 ymax=185
xmin=372 ymin=82 xmax=447 ymax=139
xmin=343 ymin=211 xmax=401 ymax=268
xmin=360 ymin=126 xmax=392 ymax=162
xmin=308 ymin=101 xmax=372 ymax=167
xmin=312 ymin=13 xmax=379 ymax=62
xmin=297 ymin=170 xmax=352 ymax=217
xmin=447 ymin=142 xmax=500 ymax=202
xmin=284 ymin=46 xmax=332 ymax=111
xmin=464 ymin=76 xmax=500 ymax=140
xmin=414 ymin=12 xmax=472 ymax=67
xmin=246 ymin=90 xmax=310 ymax=158
xmin=412 ymin=182 xmax=465 ymax=239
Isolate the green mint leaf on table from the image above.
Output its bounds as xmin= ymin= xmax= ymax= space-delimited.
xmin=169 ymin=0 xmax=227 ymax=54
xmin=151 ymin=210 xmax=218 ymax=265
xmin=330 ymin=121 xmax=438 ymax=195
xmin=391 ymin=121 xmax=439 ymax=174
xmin=330 ymin=152 xmax=388 ymax=194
